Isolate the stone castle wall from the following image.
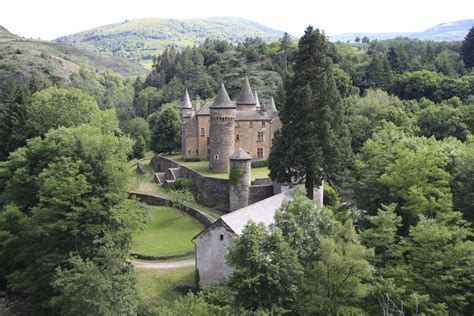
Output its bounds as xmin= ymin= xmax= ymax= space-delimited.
xmin=182 ymin=116 xmax=199 ymax=158
xmin=234 ymin=120 xmax=271 ymax=161
xmin=150 ymin=155 xmax=273 ymax=212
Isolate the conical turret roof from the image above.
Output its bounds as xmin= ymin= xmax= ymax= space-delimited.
xmin=230 ymin=148 xmax=253 ymax=160
xmin=253 ymin=90 xmax=261 ymax=109
xmin=237 ymin=77 xmax=256 ymax=105
xmin=268 ymin=96 xmax=277 ymax=112
xmin=180 ymin=90 xmax=192 ymax=109
xmin=211 ymin=84 xmax=235 ymax=108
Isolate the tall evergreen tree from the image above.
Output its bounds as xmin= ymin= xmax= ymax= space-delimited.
xmin=461 ymin=26 xmax=474 ymax=69
xmin=268 ymin=26 xmax=351 ymax=199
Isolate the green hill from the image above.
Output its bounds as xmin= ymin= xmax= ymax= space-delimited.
xmin=330 ymin=19 xmax=474 ymax=42
xmin=55 ymin=17 xmax=285 ymax=64
xmin=0 ymin=27 xmax=147 ymax=88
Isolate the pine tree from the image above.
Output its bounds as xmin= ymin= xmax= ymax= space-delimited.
xmin=269 ymin=26 xmax=351 ymax=199
xmin=461 ymin=26 xmax=474 ymax=69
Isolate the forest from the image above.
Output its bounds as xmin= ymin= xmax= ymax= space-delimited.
xmin=0 ymin=24 xmax=473 ymax=315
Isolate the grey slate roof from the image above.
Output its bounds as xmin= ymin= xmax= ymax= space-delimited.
xmin=230 ymin=148 xmax=253 ymax=160
xmin=237 ymin=77 xmax=256 ymax=105
xmin=236 ymin=110 xmax=271 ymax=121
xmin=268 ymin=96 xmax=277 ymax=112
xmin=220 ymin=190 xmax=293 ymax=235
xmin=180 ymin=90 xmax=192 ymax=109
xmin=211 ymin=84 xmax=235 ymax=108
xmin=253 ymin=90 xmax=261 ymax=109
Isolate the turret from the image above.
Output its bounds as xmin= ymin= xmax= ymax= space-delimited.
xmin=253 ymin=90 xmax=261 ymax=110
xmin=236 ymin=77 xmax=256 ymax=111
xmin=180 ymin=89 xmax=194 ymax=120
xmin=229 ymin=148 xmax=252 ymax=211
xmin=209 ymin=84 xmax=236 ymax=173
xmin=268 ymin=96 xmax=277 ymax=112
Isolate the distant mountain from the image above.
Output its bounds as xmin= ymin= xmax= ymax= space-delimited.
xmin=55 ymin=17 xmax=285 ymax=64
xmin=0 ymin=28 xmax=146 ymax=86
xmin=0 ymin=25 xmax=12 ymax=35
xmin=329 ymin=19 xmax=474 ymax=42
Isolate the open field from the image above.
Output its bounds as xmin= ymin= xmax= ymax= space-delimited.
xmin=132 ymin=206 xmax=203 ymax=256
xmin=136 ymin=266 xmax=195 ymax=307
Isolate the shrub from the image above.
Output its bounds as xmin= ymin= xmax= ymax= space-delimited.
xmin=251 ymin=160 xmax=268 ymax=168
xmin=172 ymin=178 xmax=193 ymax=190
xmin=183 ymin=157 xmax=202 ymax=162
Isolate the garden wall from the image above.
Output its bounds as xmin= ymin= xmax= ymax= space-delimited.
xmin=129 ymin=191 xmax=213 ymax=227
xmin=150 ymin=155 xmax=274 ymax=212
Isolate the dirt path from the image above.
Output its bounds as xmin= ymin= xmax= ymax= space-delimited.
xmin=131 ymin=259 xmax=194 ymax=269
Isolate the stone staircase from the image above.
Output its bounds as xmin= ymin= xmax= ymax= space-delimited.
xmin=154 ymin=167 xmax=182 ymax=188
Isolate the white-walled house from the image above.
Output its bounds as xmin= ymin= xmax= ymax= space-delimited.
xmin=193 ymin=190 xmax=294 ymax=286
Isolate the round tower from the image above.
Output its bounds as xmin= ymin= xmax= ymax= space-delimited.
xmin=209 ymin=84 xmax=236 ymax=173
xmin=229 ymin=148 xmax=252 ymax=212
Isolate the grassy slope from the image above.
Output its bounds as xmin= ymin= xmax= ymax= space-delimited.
xmin=136 ymin=266 xmax=195 ymax=307
xmin=55 ymin=17 xmax=285 ymax=60
xmin=127 ymin=153 xmax=224 ymax=220
xmin=0 ymin=30 xmax=147 ymax=86
xmin=166 ymin=155 xmax=270 ymax=180
xmin=132 ymin=206 xmax=203 ymax=256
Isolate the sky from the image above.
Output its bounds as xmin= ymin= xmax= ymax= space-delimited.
xmin=1 ymin=0 xmax=473 ymax=40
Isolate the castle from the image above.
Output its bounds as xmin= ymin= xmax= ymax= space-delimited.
xmin=180 ymin=77 xmax=281 ymax=173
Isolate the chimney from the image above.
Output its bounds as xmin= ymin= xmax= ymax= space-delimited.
xmin=195 ymin=95 xmax=201 ymax=112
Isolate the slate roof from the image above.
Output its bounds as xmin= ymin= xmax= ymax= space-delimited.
xmin=230 ymin=148 xmax=253 ymax=160
xmin=180 ymin=90 xmax=192 ymax=109
xmin=236 ymin=110 xmax=271 ymax=121
xmin=220 ymin=190 xmax=293 ymax=235
xmin=237 ymin=77 xmax=256 ymax=105
xmin=211 ymin=84 xmax=235 ymax=108
xmin=268 ymin=96 xmax=277 ymax=112
xmin=253 ymin=90 xmax=261 ymax=109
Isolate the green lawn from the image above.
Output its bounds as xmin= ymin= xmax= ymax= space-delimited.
xmin=132 ymin=206 xmax=203 ymax=256
xmin=136 ymin=266 xmax=195 ymax=307
xmin=166 ymin=156 xmax=270 ymax=180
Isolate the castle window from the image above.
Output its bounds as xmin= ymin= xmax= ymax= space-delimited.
xmin=201 ymin=128 xmax=205 ymax=137
xmin=195 ymin=149 xmax=198 ymax=154
xmin=220 ymin=234 xmax=224 ymax=241
xmin=188 ymin=150 xmax=191 ymax=154
xmin=249 ymin=121 xmax=253 ymax=128
xmin=236 ymin=135 xmax=240 ymax=141
xmin=262 ymin=121 xmax=266 ymax=127
xmin=257 ymin=148 xmax=263 ymax=158
xmin=257 ymin=132 xmax=264 ymax=142
xmin=207 ymin=137 xmax=210 ymax=145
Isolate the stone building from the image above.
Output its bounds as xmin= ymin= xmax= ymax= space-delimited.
xmin=194 ymin=189 xmax=295 ymax=286
xmin=180 ymin=77 xmax=281 ymax=173
xmin=193 ymin=146 xmax=325 ymax=286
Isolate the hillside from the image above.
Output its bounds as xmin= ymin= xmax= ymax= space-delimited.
xmin=330 ymin=19 xmax=474 ymax=42
xmin=0 ymin=27 xmax=147 ymax=87
xmin=55 ymin=17 xmax=285 ymax=64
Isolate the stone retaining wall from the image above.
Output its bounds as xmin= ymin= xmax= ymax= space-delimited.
xmin=129 ymin=192 xmax=214 ymax=227
xmin=150 ymin=155 xmax=274 ymax=212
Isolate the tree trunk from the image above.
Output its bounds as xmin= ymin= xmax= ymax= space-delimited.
xmin=305 ymin=172 xmax=314 ymax=200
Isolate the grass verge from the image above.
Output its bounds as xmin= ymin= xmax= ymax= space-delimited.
xmin=136 ymin=266 xmax=195 ymax=307
xmin=132 ymin=206 xmax=203 ymax=256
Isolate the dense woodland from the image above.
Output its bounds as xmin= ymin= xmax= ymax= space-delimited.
xmin=0 ymin=24 xmax=473 ymax=315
